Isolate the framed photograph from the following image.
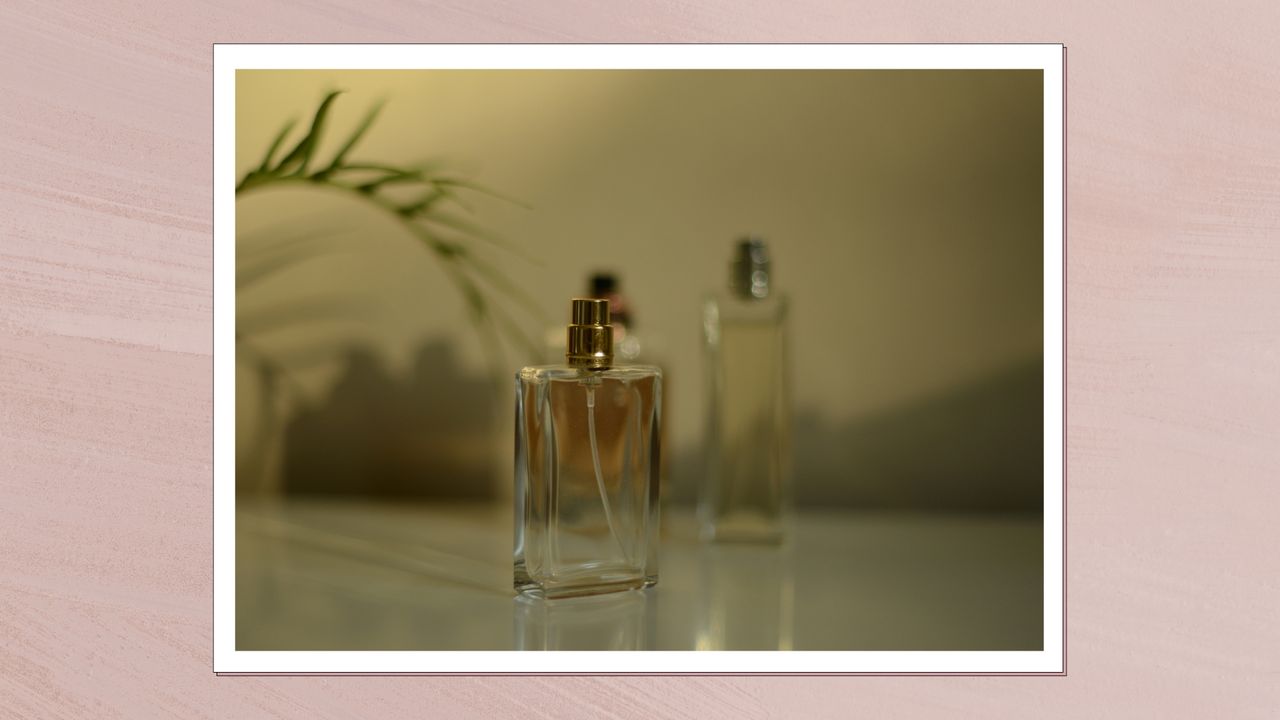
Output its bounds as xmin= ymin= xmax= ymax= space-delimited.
xmin=214 ymin=43 xmax=1065 ymax=674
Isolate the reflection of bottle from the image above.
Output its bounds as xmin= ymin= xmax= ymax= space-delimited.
xmin=695 ymin=543 xmax=793 ymax=650
xmin=515 ymin=299 xmax=663 ymax=598
xmin=701 ymin=238 xmax=791 ymax=543
xmin=514 ymin=590 xmax=653 ymax=650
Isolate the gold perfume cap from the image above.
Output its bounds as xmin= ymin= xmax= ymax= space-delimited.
xmin=566 ymin=298 xmax=613 ymax=369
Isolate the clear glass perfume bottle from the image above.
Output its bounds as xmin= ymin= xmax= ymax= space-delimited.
xmin=701 ymin=237 xmax=791 ymax=543
xmin=515 ymin=298 xmax=663 ymax=598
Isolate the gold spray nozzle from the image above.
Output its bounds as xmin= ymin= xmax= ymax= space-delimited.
xmin=566 ymin=298 xmax=613 ymax=369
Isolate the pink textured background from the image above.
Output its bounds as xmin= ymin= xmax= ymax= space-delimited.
xmin=2 ymin=2 xmax=1278 ymax=717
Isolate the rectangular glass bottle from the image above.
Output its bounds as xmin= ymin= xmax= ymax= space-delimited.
xmin=700 ymin=238 xmax=791 ymax=542
xmin=515 ymin=299 xmax=662 ymax=598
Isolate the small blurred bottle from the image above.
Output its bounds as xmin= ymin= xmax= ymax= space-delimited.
xmin=589 ymin=273 xmax=643 ymax=361
xmin=700 ymin=238 xmax=791 ymax=543
xmin=542 ymin=272 xmax=644 ymax=363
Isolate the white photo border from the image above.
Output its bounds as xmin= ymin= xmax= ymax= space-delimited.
xmin=214 ymin=43 xmax=1065 ymax=674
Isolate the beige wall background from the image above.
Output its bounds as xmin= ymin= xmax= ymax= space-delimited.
xmin=235 ymin=69 xmax=1043 ymax=509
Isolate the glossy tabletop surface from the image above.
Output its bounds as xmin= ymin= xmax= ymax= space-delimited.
xmin=236 ymin=499 xmax=1043 ymax=651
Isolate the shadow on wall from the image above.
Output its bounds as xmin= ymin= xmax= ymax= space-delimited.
xmin=666 ymin=356 xmax=1044 ymax=513
xmin=278 ymin=340 xmax=1042 ymax=510
xmin=794 ymin=356 xmax=1044 ymax=512
xmin=282 ymin=340 xmax=499 ymax=499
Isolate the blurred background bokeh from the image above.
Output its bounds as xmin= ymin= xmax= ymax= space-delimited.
xmin=235 ymin=69 xmax=1043 ymax=512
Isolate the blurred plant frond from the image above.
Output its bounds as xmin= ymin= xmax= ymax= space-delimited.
xmin=236 ymin=90 xmax=546 ymax=374
xmin=236 ymin=224 xmax=354 ymax=292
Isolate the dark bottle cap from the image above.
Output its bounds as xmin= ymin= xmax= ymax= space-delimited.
xmin=589 ymin=273 xmax=618 ymax=296
xmin=731 ymin=236 xmax=771 ymax=300
xmin=588 ymin=271 xmax=632 ymax=327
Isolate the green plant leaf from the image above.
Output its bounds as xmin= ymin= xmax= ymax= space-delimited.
xmin=460 ymin=251 xmax=546 ymax=321
xmin=260 ymin=118 xmax=298 ymax=173
xmin=355 ymin=169 xmax=422 ymax=193
xmin=274 ymin=90 xmax=343 ymax=176
xmin=432 ymin=177 xmax=532 ymax=209
xmin=234 ymin=93 xmax=538 ymax=378
xmin=420 ymin=210 xmax=539 ymax=263
xmin=314 ymin=100 xmax=384 ymax=180
xmin=396 ymin=189 xmax=447 ymax=217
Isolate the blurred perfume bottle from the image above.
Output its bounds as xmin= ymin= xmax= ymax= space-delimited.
xmin=514 ymin=590 xmax=654 ymax=650
xmin=515 ymin=298 xmax=663 ymax=598
xmin=700 ymin=238 xmax=791 ymax=543
xmin=589 ymin=272 xmax=644 ymax=361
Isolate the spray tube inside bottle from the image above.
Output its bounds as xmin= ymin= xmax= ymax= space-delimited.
xmin=566 ymin=298 xmax=631 ymax=565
